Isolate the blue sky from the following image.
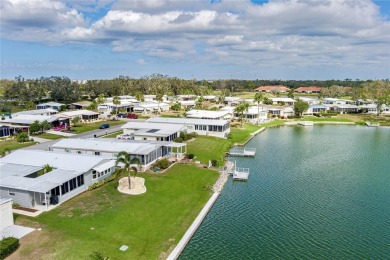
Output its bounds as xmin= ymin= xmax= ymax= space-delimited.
xmin=1 ymin=0 xmax=389 ymax=80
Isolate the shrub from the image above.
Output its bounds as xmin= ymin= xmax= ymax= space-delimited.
xmin=179 ymin=131 xmax=186 ymax=140
xmin=227 ymin=133 xmax=232 ymax=139
xmin=187 ymin=154 xmax=195 ymax=160
xmin=0 ymin=237 xmax=20 ymax=259
xmin=188 ymin=132 xmax=198 ymax=138
xmin=87 ymin=175 xmax=116 ymax=191
xmin=155 ymin=158 xmax=169 ymax=169
xmin=173 ymin=137 xmax=183 ymax=143
xmin=211 ymin=159 xmax=218 ymax=167
xmin=89 ymin=251 xmax=109 ymax=260
xmin=16 ymin=132 xmax=29 ymax=143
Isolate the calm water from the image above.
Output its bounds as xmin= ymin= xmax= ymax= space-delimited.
xmin=180 ymin=125 xmax=390 ymax=259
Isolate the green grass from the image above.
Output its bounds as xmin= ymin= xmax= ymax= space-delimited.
xmin=32 ymin=133 xmax=65 ymax=140
xmin=187 ymin=120 xmax=285 ymax=164
xmin=0 ymin=139 xmax=37 ymax=154
xmin=15 ymin=164 xmax=218 ymax=260
xmin=71 ymin=120 xmax=125 ymax=133
xmin=294 ymin=116 xmax=353 ymax=122
xmin=101 ymin=131 xmax=122 ymax=138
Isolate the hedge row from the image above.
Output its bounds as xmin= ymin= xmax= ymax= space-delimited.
xmin=0 ymin=237 xmax=19 ymax=259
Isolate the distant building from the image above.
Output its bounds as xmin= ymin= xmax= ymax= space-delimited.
xmin=224 ymin=97 xmax=242 ymax=106
xmin=14 ymin=108 xmax=58 ymax=116
xmin=121 ymin=122 xmax=185 ymax=141
xmin=69 ymin=101 xmax=92 ymax=110
xmin=186 ymin=110 xmax=232 ymax=120
xmin=36 ymin=102 xmax=65 ymax=111
xmin=270 ymin=97 xmax=296 ymax=106
xmin=294 ymin=86 xmax=322 ymax=93
xmin=254 ymin=85 xmax=290 ymax=93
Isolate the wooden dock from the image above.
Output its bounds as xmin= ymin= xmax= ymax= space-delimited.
xmin=230 ymin=167 xmax=250 ymax=181
xmin=298 ymin=121 xmax=314 ymax=126
xmin=227 ymin=147 xmax=256 ymax=157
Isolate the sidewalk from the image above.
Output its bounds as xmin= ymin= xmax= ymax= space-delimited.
xmin=46 ymin=130 xmax=76 ymax=137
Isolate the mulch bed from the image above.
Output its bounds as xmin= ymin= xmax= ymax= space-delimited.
xmin=15 ymin=206 xmax=38 ymax=213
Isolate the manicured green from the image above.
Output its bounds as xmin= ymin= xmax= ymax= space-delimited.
xmin=32 ymin=133 xmax=65 ymax=140
xmin=0 ymin=237 xmax=19 ymax=259
xmin=0 ymin=139 xmax=37 ymax=154
xmin=294 ymin=116 xmax=353 ymax=122
xmin=15 ymin=164 xmax=218 ymax=260
xmin=71 ymin=120 xmax=125 ymax=133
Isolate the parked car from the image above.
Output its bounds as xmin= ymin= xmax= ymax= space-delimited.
xmin=117 ymin=113 xmax=127 ymax=118
xmin=127 ymin=113 xmax=138 ymax=119
xmin=99 ymin=123 xmax=110 ymax=129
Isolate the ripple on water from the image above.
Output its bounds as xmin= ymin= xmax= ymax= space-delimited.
xmin=179 ymin=126 xmax=390 ymax=260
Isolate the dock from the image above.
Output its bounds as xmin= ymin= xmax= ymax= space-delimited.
xmin=228 ymin=166 xmax=250 ymax=181
xmin=227 ymin=147 xmax=256 ymax=157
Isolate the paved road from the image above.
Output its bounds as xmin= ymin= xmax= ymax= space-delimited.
xmin=23 ymin=124 xmax=126 ymax=151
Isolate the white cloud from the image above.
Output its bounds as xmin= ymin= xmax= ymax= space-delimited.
xmin=1 ymin=0 xmax=389 ymax=77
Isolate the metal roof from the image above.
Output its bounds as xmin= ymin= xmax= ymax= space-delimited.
xmin=1 ymin=150 xmax=110 ymax=171
xmin=58 ymin=110 xmax=99 ymax=117
xmin=53 ymin=138 xmax=161 ymax=155
xmin=15 ymin=108 xmax=58 ymax=116
xmin=1 ymin=115 xmax=59 ymax=124
xmin=0 ymin=163 xmax=42 ymax=179
xmin=186 ymin=110 xmax=231 ymax=119
xmin=93 ymin=160 xmax=116 ymax=173
xmin=121 ymin=122 xmax=185 ymax=136
xmin=147 ymin=117 xmax=229 ymax=126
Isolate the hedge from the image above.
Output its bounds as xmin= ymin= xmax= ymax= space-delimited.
xmin=0 ymin=237 xmax=19 ymax=259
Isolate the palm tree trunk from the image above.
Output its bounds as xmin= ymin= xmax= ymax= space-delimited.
xmin=257 ymin=103 xmax=260 ymax=125
xmin=128 ymin=173 xmax=131 ymax=189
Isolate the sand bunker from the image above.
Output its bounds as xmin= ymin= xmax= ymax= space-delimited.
xmin=117 ymin=177 xmax=146 ymax=195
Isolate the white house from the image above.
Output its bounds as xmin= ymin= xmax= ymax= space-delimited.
xmin=297 ymin=97 xmax=320 ymax=105
xmin=203 ymin=95 xmax=219 ymax=102
xmin=224 ymin=97 xmax=242 ymax=106
xmin=305 ymin=105 xmax=328 ymax=115
xmin=186 ymin=110 xmax=232 ymax=120
xmin=221 ymin=106 xmax=267 ymax=123
xmin=98 ymin=101 xmax=137 ymax=113
xmin=0 ymin=150 xmax=116 ymax=211
xmin=120 ymin=122 xmax=185 ymax=141
xmin=179 ymin=100 xmax=196 ymax=109
xmin=270 ymin=97 xmax=296 ymax=106
xmin=1 ymin=114 xmax=69 ymax=128
xmin=0 ymin=198 xmax=13 ymax=230
xmin=36 ymin=102 xmax=65 ymax=111
xmin=14 ymin=108 xmax=58 ymax=116
xmin=261 ymin=105 xmax=294 ymax=118
xmin=51 ymin=138 xmax=183 ymax=171
xmin=177 ymin=94 xmax=196 ymax=101
xmin=147 ymin=117 xmax=230 ymax=138
xmin=57 ymin=110 xmax=100 ymax=122
xmin=133 ymin=102 xmax=170 ymax=115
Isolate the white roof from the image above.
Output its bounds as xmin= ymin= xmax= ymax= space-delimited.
xmin=37 ymin=101 xmax=65 ymax=107
xmin=1 ymin=114 xmax=59 ymax=124
xmin=53 ymin=138 xmax=162 ymax=155
xmin=186 ymin=110 xmax=231 ymax=119
xmin=135 ymin=102 xmax=170 ymax=109
xmin=15 ymin=108 xmax=58 ymax=116
xmin=58 ymin=110 xmax=99 ymax=117
xmin=0 ymin=163 xmax=41 ymax=179
xmin=179 ymin=100 xmax=196 ymax=105
xmin=121 ymin=122 xmax=185 ymax=136
xmin=224 ymin=97 xmax=241 ymax=102
xmin=147 ymin=117 xmax=229 ymax=126
xmin=203 ymin=95 xmax=217 ymax=99
xmin=1 ymin=150 xmax=110 ymax=172
xmin=93 ymin=160 xmax=116 ymax=173
xmin=220 ymin=106 xmax=235 ymax=112
xmin=271 ymin=97 xmax=295 ymax=102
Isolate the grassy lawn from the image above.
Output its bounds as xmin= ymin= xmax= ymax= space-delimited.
xmin=340 ymin=114 xmax=390 ymax=126
xmin=13 ymin=164 xmax=218 ymax=260
xmin=71 ymin=120 xmax=125 ymax=134
xmin=187 ymin=120 xmax=285 ymax=164
xmin=32 ymin=133 xmax=65 ymax=140
xmin=294 ymin=116 xmax=353 ymax=123
xmin=0 ymin=139 xmax=37 ymax=154
xmin=101 ymin=131 xmax=122 ymax=138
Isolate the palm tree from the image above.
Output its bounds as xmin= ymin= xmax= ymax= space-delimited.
xmin=112 ymin=96 xmax=121 ymax=114
xmin=135 ymin=92 xmax=144 ymax=102
xmin=115 ymin=151 xmax=142 ymax=189
xmin=156 ymin=93 xmax=164 ymax=114
xmin=254 ymin=92 xmax=263 ymax=125
xmin=40 ymin=120 xmax=51 ymax=133
xmin=234 ymin=104 xmax=245 ymax=128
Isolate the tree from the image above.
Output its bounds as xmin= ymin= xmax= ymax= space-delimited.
xmin=196 ymin=96 xmax=205 ymax=109
xmin=234 ymin=103 xmax=246 ymax=128
xmin=294 ymin=100 xmax=309 ymax=117
xmin=17 ymin=132 xmax=29 ymax=143
xmin=96 ymin=94 xmax=106 ymax=106
xmin=171 ymin=102 xmax=181 ymax=111
xmin=40 ymin=120 xmax=51 ymax=133
xmin=362 ymin=81 xmax=390 ymax=115
xmin=287 ymin=90 xmax=294 ymax=99
xmin=87 ymin=100 xmax=98 ymax=111
xmin=115 ymin=151 xmax=142 ymax=189
xmin=263 ymin=97 xmax=272 ymax=105
xmin=38 ymin=164 xmax=54 ymax=176
xmin=24 ymin=100 xmax=35 ymax=110
xmin=112 ymin=96 xmax=121 ymax=114
xmin=135 ymin=92 xmax=144 ymax=102
xmin=254 ymin=92 xmax=264 ymax=125
xmin=30 ymin=120 xmax=41 ymax=134
xmin=71 ymin=116 xmax=81 ymax=126
xmin=156 ymin=93 xmax=164 ymax=114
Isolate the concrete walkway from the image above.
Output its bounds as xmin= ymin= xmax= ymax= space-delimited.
xmin=1 ymin=225 xmax=35 ymax=239
xmin=31 ymin=137 xmax=51 ymax=143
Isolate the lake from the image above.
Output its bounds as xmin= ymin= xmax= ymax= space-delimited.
xmin=180 ymin=125 xmax=390 ymax=259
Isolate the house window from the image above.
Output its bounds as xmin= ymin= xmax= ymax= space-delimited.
xmin=108 ymin=168 xmax=111 ymax=173
xmin=95 ymin=152 xmax=100 ymax=156
xmin=8 ymin=190 xmax=15 ymax=196
xmin=65 ymin=149 xmax=70 ymax=153
xmin=77 ymin=151 xmax=82 ymax=154
xmin=92 ymin=170 xmax=97 ymax=179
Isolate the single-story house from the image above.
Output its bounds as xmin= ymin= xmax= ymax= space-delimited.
xmin=14 ymin=108 xmax=58 ymax=116
xmin=36 ymin=102 xmax=65 ymax=111
xmin=179 ymin=100 xmax=196 ymax=109
xmin=270 ymin=97 xmax=296 ymax=106
xmin=120 ymin=122 xmax=185 ymax=141
xmin=98 ymin=101 xmax=136 ymax=113
xmin=0 ymin=150 xmax=116 ymax=211
xmin=68 ymin=101 xmax=92 ymax=110
xmin=297 ymin=97 xmax=320 ymax=105
xmin=104 ymin=96 xmax=136 ymax=103
xmin=221 ymin=106 xmax=267 ymax=123
xmin=0 ymin=198 xmax=13 ymax=230
xmin=255 ymin=85 xmax=290 ymax=93
xmin=330 ymin=104 xmax=360 ymax=114
xmin=203 ymin=95 xmax=219 ymax=102
xmin=224 ymin=97 xmax=242 ymax=106
xmin=52 ymin=138 xmax=186 ymax=171
xmin=1 ymin=114 xmax=69 ymax=128
xmin=305 ymin=105 xmax=328 ymax=115
xmin=294 ymin=86 xmax=322 ymax=93
xmin=133 ymin=102 xmax=170 ymax=114
xmin=147 ymin=117 xmax=230 ymax=138
xmin=186 ymin=110 xmax=232 ymax=120
xmin=57 ymin=110 xmax=100 ymax=122
xmin=261 ymin=105 xmax=294 ymax=118
xmin=177 ymin=95 xmax=196 ymax=101
xmin=0 ymin=123 xmax=29 ymax=137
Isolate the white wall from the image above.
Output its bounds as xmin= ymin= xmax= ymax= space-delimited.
xmin=0 ymin=200 xmax=14 ymax=230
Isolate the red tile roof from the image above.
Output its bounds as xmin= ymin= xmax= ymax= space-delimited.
xmin=255 ymin=85 xmax=290 ymax=91
xmin=295 ymin=86 xmax=322 ymax=92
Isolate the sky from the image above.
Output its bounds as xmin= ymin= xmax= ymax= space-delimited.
xmin=0 ymin=0 xmax=389 ymax=80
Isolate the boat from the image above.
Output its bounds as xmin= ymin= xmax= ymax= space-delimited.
xmin=298 ymin=121 xmax=314 ymax=126
xmin=366 ymin=121 xmax=380 ymax=127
